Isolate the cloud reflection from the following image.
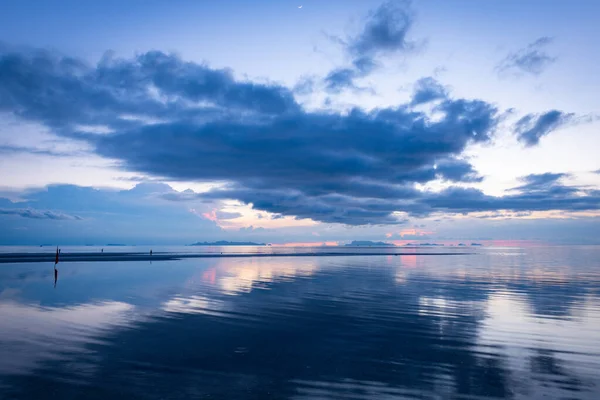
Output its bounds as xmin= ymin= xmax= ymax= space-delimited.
xmin=202 ymin=258 xmax=319 ymax=295
xmin=0 ymin=301 xmax=135 ymax=377
xmin=478 ymin=293 xmax=600 ymax=397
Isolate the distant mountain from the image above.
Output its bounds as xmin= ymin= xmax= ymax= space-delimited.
xmin=188 ymin=241 xmax=266 ymax=246
xmin=106 ymin=243 xmax=127 ymax=246
xmin=470 ymin=243 xmax=483 ymax=246
xmin=344 ymin=240 xmax=395 ymax=247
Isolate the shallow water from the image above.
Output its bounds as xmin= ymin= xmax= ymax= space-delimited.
xmin=0 ymin=246 xmax=599 ymax=399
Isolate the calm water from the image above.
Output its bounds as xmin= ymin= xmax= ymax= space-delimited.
xmin=0 ymin=246 xmax=599 ymax=399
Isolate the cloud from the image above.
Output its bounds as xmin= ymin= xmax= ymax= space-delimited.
xmin=323 ymin=68 xmax=362 ymax=93
xmin=348 ymin=0 xmax=418 ymax=60
xmin=0 ymin=144 xmax=84 ymax=157
xmin=511 ymin=173 xmax=570 ymax=192
xmin=435 ymin=158 xmax=483 ymax=183
xmin=216 ymin=211 xmax=242 ymax=220
xmin=200 ymin=209 xmax=242 ymax=221
xmin=238 ymin=225 xmax=266 ymax=233
xmin=322 ymin=0 xmax=418 ymax=92
xmin=0 ymin=45 xmax=300 ymax=131
xmin=410 ymin=77 xmax=448 ymax=106
xmin=514 ymin=110 xmax=574 ymax=146
xmin=98 ymin=91 xmax=499 ymax=224
xmin=475 ymin=211 xmax=532 ymax=219
xmin=496 ymin=37 xmax=557 ymax=77
xmin=421 ymin=174 xmax=599 ymax=215
xmin=0 ymin=45 xmax=594 ymax=226
xmin=0 ymin=208 xmax=82 ymax=220
xmin=352 ymin=56 xmax=380 ymax=75
xmin=0 ymin=183 xmax=223 ymax=244
xmin=292 ymin=76 xmax=316 ymax=95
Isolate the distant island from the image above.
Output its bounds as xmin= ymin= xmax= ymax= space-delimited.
xmin=188 ymin=241 xmax=266 ymax=246
xmin=106 ymin=244 xmax=127 ymax=246
xmin=344 ymin=240 xmax=395 ymax=247
xmin=470 ymin=243 xmax=483 ymax=246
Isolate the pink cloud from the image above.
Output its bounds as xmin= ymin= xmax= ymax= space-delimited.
xmin=193 ymin=208 xmax=217 ymax=221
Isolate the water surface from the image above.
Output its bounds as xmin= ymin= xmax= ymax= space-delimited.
xmin=1 ymin=246 xmax=599 ymax=399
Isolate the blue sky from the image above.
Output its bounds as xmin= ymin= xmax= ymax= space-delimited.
xmin=0 ymin=0 xmax=599 ymax=245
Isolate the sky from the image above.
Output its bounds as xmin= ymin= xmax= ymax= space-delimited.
xmin=0 ymin=0 xmax=599 ymax=245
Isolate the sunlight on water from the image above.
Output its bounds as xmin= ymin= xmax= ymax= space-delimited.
xmin=0 ymin=246 xmax=599 ymax=399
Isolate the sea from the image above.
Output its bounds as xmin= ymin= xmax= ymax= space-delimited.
xmin=0 ymin=244 xmax=599 ymax=399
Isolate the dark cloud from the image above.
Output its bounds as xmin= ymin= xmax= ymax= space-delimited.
xmin=421 ymin=175 xmax=599 ymax=215
xmin=435 ymin=159 xmax=483 ymax=183
xmin=0 ymin=45 xmax=592 ymax=226
xmin=0 ymin=208 xmax=82 ymax=220
xmin=0 ymin=46 xmax=299 ymax=130
xmin=92 ymin=94 xmax=499 ymax=224
xmin=410 ymin=77 xmax=448 ymax=106
xmin=514 ymin=110 xmax=574 ymax=146
xmin=194 ymin=170 xmax=600 ymax=224
xmin=496 ymin=37 xmax=557 ymax=77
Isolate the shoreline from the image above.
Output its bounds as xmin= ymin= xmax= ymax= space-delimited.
xmin=0 ymin=251 xmax=473 ymax=264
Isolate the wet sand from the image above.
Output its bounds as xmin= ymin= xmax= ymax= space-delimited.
xmin=0 ymin=251 xmax=472 ymax=263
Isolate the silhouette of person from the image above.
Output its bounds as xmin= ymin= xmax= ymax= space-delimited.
xmin=150 ymin=249 xmax=153 ymax=256
xmin=54 ymin=267 xmax=58 ymax=288
xmin=101 ymin=248 xmax=103 ymax=253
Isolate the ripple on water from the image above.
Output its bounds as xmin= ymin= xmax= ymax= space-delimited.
xmin=0 ymin=246 xmax=599 ymax=399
